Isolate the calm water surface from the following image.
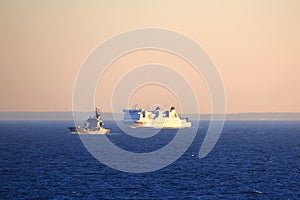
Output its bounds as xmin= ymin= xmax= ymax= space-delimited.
xmin=0 ymin=121 xmax=299 ymax=199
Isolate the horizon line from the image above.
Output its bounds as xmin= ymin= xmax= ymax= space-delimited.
xmin=1 ymin=111 xmax=300 ymax=114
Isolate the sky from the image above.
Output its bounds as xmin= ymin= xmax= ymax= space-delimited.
xmin=0 ymin=0 xmax=299 ymax=113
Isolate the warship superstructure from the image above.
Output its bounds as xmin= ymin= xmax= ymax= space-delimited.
xmin=68 ymin=108 xmax=110 ymax=134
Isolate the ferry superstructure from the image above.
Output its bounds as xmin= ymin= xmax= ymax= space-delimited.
xmin=123 ymin=105 xmax=191 ymax=129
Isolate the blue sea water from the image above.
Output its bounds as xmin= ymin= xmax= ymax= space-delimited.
xmin=0 ymin=120 xmax=299 ymax=199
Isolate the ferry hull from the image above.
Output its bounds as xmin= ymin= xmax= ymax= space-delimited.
xmin=132 ymin=118 xmax=192 ymax=129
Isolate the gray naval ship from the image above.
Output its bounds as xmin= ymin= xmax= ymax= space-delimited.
xmin=68 ymin=108 xmax=110 ymax=134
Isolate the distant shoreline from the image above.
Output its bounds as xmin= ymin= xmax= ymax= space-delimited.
xmin=1 ymin=112 xmax=300 ymax=121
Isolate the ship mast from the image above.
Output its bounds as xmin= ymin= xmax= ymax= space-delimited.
xmin=95 ymin=107 xmax=100 ymax=118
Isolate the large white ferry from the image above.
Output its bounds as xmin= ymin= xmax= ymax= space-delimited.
xmin=68 ymin=108 xmax=110 ymax=134
xmin=123 ymin=105 xmax=191 ymax=129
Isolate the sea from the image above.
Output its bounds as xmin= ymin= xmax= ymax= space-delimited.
xmin=0 ymin=120 xmax=299 ymax=199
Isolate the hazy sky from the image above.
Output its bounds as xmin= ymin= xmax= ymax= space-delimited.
xmin=0 ymin=0 xmax=299 ymax=113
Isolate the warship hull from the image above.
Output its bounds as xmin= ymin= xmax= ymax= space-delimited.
xmin=68 ymin=126 xmax=110 ymax=134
